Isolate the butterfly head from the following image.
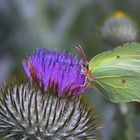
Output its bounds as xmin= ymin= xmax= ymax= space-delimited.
xmin=74 ymin=44 xmax=95 ymax=83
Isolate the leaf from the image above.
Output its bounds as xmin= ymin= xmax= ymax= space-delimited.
xmin=89 ymin=42 xmax=140 ymax=102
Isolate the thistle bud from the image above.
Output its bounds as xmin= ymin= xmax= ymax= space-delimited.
xmin=101 ymin=11 xmax=137 ymax=44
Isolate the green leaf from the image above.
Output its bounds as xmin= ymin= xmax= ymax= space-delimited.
xmin=89 ymin=42 xmax=140 ymax=102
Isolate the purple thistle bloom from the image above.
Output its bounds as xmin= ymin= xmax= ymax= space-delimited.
xmin=23 ymin=48 xmax=86 ymax=95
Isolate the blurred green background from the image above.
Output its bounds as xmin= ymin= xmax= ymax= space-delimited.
xmin=0 ymin=0 xmax=140 ymax=139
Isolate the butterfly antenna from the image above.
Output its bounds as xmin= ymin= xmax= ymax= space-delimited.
xmin=74 ymin=44 xmax=87 ymax=62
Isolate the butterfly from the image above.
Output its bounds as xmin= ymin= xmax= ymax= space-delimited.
xmin=75 ymin=42 xmax=140 ymax=102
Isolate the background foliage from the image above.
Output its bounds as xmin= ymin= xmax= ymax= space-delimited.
xmin=0 ymin=0 xmax=140 ymax=139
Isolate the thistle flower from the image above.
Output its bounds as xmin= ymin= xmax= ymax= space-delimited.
xmin=23 ymin=48 xmax=86 ymax=96
xmin=0 ymin=82 xmax=99 ymax=140
xmin=0 ymin=48 xmax=100 ymax=139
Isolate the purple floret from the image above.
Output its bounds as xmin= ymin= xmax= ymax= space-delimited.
xmin=23 ymin=48 xmax=86 ymax=95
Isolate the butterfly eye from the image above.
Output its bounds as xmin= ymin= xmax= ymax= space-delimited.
xmin=85 ymin=63 xmax=89 ymax=70
xmin=80 ymin=60 xmax=89 ymax=71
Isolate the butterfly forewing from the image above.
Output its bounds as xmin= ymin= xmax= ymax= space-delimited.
xmin=89 ymin=43 xmax=140 ymax=102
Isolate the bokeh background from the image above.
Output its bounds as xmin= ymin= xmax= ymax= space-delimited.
xmin=0 ymin=0 xmax=140 ymax=139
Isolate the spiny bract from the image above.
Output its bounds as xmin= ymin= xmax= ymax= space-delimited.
xmin=0 ymin=82 xmax=99 ymax=140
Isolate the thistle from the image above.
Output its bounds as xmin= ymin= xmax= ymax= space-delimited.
xmin=0 ymin=48 xmax=100 ymax=140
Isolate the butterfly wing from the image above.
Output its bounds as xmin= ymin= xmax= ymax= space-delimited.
xmin=89 ymin=42 xmax=140 ymax=102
